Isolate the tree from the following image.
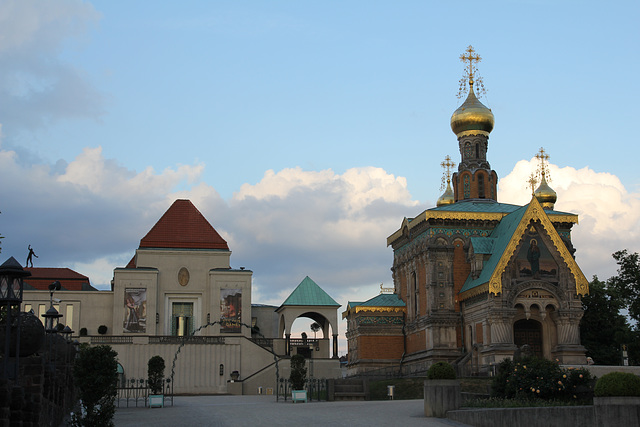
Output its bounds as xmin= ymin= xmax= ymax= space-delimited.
xmin=310 ymin=322 xmax=320 ymax=339
xmin=148 ymin=355 xmax=166 ymax=395
xmin=289 ymin=354 xmax=307 ymax=390
xmin=608 ymin=250 xmax=640 ymax=325
xmin=580 ymin=277 xmax=632 ymax=365
xmin=72 ymin=345 xmax=119 ymax=427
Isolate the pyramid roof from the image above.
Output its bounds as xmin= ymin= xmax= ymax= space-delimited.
xmin=138 ymin=199 xmax=228 ymax=250
xmin=279 ymin=276 xmax=340 ymax=307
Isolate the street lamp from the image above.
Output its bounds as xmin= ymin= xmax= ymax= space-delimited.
xmin=0 ymin=256 xmax=31 ymax=379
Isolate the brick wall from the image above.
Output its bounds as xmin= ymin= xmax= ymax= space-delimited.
xmin=358 ymin=335 xmax=404 ymax=360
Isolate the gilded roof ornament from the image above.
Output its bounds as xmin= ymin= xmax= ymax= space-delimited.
xmin=457 ymin=45 xmax=486 ymax=99
xmin=533 ymin=147 xmax=557 ymax=209
xmin=437 ymin=155 xmax=456 ymax=207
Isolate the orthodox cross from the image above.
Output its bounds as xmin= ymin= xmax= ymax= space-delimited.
xmin=458 ymin=45 xmax=486 ymax=98
xmin=440 ymin=155 xmax=456 ymax=191
xmin=527 ymin=173 xmax=538 ymax=195
xmin=535 ymin=147 xmax=552 ymax=182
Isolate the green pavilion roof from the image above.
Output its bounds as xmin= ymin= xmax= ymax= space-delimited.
xmin=280 ymin=276 xmax=340 ymax=307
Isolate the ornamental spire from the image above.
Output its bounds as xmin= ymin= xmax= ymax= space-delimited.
xmin=535 ymin=147 xmax=552 ymax=183
xmin=440 ymin=155 xmax=456 ymax=191
xmin=457 ymin=45 xmax=486 ymax=99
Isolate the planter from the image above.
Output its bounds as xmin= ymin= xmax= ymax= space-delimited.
xmin=424 ymin=379 xmax=461 ymax=418
xmin=292 ymin=390 xmax=307 ymax=403
xmin=149 ymin=394 xmax=164 ymax=408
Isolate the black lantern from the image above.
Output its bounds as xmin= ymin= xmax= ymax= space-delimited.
xmin=0 ymin=257 xmax=30 ymax=302
xmin=0 ymin=256 xmax=31 ymax=379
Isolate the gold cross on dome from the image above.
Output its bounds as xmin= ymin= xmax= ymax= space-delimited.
xmin=535 ymin=147 xmax=551 ymax=181
xmin=528 ymin=173 xmax=538 ymax=195
xmin=440 ymin=155 xmax=456 ymax=191
xmin=457 ymin=45 xmax=486 ymax=99
xmin=460 ymin=45 xmax=482 ymax=84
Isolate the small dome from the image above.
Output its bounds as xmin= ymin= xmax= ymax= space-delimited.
xmin=534 ymin=174 xmax=557 ymax=210
xmin=437 ymin=181 xmax=455 ymax=207
xmin=450 ymin=85 xmax=494 ymax=138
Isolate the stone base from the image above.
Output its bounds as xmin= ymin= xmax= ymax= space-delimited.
xmin=424 ymin=380 xmax=461 ymax=418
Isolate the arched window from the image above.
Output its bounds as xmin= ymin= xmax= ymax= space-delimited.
xmin=478 ymin=173 xmax=485 ymax=198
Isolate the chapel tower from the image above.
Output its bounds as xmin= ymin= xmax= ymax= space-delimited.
xmin=450 ymin=46 xmax=498 ymax=201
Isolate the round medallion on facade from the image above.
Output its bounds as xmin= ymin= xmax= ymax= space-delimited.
xmin=178 ymin=267 xmax=190 ymax=286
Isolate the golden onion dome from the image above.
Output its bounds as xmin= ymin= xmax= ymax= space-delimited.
xmin=534 ymin=174 xmax=557 ymax=210
xmin=437 ymin=180 xmax=455 ymax=207
xmin=450 ymin=85 xmax=494 ymax=138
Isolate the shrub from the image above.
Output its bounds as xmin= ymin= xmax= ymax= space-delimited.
xmin=594 ymin=372 xmax=640 ymax=397
xmin=427 ymin=361 xmax=456 ymax=380
xmin=72 ymin=345 xmax=118 ymax=427
xmin=98 ymin=325 xmax=108 ymax=335
xmin=492 ymin=356 xmax=594 ymax=402
xmin=147 ymin=355 xmax=166 ymax=394
xmin=79 ymin=327 xmax=88 ymax=336
xmin=289 ymin=354 xmax=307 ymax=390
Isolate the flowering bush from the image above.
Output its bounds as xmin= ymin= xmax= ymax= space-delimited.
xmin=492 ymin=356 xmax=593 ymax=402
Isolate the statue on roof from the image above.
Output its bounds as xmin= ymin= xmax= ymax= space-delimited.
xmin=26 ymin=245 xmax=38 ymax=268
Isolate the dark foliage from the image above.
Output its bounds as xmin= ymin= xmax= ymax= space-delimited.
xmin=594 ymin=372 xmax=640 ymax=397
xmin=492 ymin=356 xmax=593 ymax=403
xmin=609 ymin=250 xmax=640 ymax=325
xmin=289 ymin=354 xmax=307 ymax=390
xmin=427 ymin=361 xmax=456 ymax=379
xmin=148 ymin=355 xmax=166 ymax=394
xmin=97 ymin=325 xmax=108 ymax=335
xmin=580 ymin=276 xmax=634 ymax=365
xmin=72 ymin=345 xmax=118 ymax=427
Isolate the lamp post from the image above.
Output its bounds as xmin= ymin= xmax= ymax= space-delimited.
xmin=0 ymin=256 xmax=31 ymax=380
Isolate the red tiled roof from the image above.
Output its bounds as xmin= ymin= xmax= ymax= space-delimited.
xmin=138 ymin=199 xmax=229 ymax=250
xmin=24 ymin=267 xmax=91 ymax=291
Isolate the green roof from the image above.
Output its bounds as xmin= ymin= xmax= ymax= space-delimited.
xmin=470 ymin=237 xmax=495 ymax=254
xmin=280 ymin=276 xmax=340 ymax=307
xmin=430 ymin=199 xmax=574 ymax=216
xmin=460 ymin=204 xmax=529 ymax=293
xmin=359 ymin=293 xmax=405 ymax=307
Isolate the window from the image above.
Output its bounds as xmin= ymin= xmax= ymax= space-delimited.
xmin=171 ymin=302 xmax=194 ymax=336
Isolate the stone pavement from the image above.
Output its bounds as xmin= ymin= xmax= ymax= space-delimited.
xmin=114 ymin=395 xmax=473 ymax=427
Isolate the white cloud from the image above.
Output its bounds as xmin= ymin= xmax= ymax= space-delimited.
xmin=499 ymin=159 xmax=640 ymax=280
xmin=0 ymin=0 xmax=103 ymax=132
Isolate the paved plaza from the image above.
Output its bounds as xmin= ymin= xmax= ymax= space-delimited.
xmin=114 ymin=395 xmax=472 ymax=426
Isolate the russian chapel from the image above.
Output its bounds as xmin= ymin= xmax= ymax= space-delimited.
xmin=344 ymin=47 xmax=588 ymax=376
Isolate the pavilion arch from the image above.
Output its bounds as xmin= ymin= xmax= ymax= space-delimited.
xmin=275 ymin=276 xmax=341 ymax=359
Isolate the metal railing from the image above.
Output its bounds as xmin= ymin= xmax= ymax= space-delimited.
xmin=90 ymin=336 xmax=133 ymax=344
xmin=276 ymin=377 xmax=327 ymax=402
xmin=116 ymin=378 xmax=174 ymax=407
xmin=149 ymin=336 xmax=225 ymax=345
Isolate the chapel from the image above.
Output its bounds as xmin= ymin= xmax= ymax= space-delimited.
xmin=344 ymin=47 xmax=589 ymax=376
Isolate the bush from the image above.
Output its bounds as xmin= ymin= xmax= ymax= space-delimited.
xmin=148 ymin=355 xmax=166 ymax=394
xmin=594 ymin=372 xmax=640 ymax=397
xmin=427 ymin=361 xmax=456 ymax=380
xmin=491 ymin=356 xmax=593 ymax=402
xmin=72 ymin=345 xmax=118 ymax=426
xmin=289 ymin=354 xmax=307 ymax=390
xmin=98 ymin=325 xmax=108 ymax=335
xmin=79 ymin=327 xmax=88 ymax=336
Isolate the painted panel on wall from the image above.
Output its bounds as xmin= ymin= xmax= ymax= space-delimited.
xmin=220 ymin=288 xmax=242 ymax=333
xmin=124 ymin=288 xmax=147 ymax=333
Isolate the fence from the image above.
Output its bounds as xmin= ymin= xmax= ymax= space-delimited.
xmin=276 ymin=377 xmax=327 ymax=402
xmin=117 ymin=377 xmax=174 ymax=407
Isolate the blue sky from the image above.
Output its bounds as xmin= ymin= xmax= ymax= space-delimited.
xmin=1 ymin=1 xmax=639 ymax=345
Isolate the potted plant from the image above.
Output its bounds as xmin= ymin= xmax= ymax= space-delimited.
xmin=289 ymin=354 xmax=307 ymax=403
xmin=148 ymin=355 xmax=165 ymax=408
xmin=424 ymin=361 xmax=460 ymax=417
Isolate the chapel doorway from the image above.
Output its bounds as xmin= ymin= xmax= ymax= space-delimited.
xmin=513 ymin=319 xmax=543 ymax=358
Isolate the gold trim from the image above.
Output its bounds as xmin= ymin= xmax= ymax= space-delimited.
xmin=387 ymin=207 xmax=578 ymax=246
xmin=487 ymin=196 xmax=589 ymax=296
xmin=355 ymin=306 xmax=406 ymax=314
xmin=458 ymin=283 xmax=489 ymax=301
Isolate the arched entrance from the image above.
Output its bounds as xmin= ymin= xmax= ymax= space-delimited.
xmin=513 ymin=319 xmax=542 ymax=358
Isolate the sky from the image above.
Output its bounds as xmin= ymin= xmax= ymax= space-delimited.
xmin=1 ymin=1 xmax=639 ymax=352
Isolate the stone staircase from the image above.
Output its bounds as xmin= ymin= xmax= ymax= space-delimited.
xmin=329 ymin=379 xmax=368 ymax=401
